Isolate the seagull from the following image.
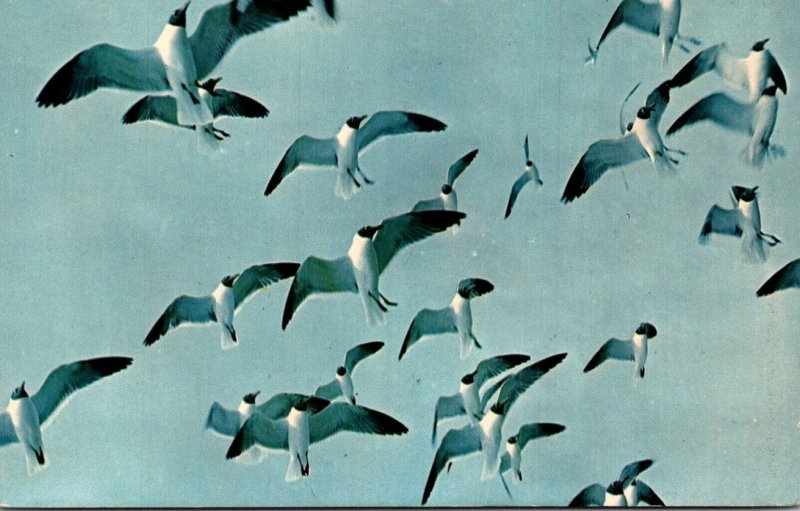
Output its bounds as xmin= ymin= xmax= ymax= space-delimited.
xmin=282 ymin=210 xmax=465 ymax=329
xmin=697 ymin=186 xmax=780 ymax=263
xmin=421 ymin=353 xmax=567 ymax=504
xmin=314 ymin=340 xmax=384 ymax=405
xmin=584 ymin=323 xmax=658 ymax=378
xmin=412 ymin=149 xmax=479 ymax=215
xmin=36 ymin=1 xmax=332 ymax=121
xmin=206 ymin=391 xmax=267 ymax=464
xmin=144 ymin=262 xmax=299 ymax=349
xmin=585 ymin=0 xmax=701 ymax=66
xmin=498 ymin=422 xmax=566 ymax=491
xmin=505 ymin=135 xmax=543 ymax=219
xmin=399 ymin=278 xmax=495 ymax=361
xmin=0 ymin=357 xmax=132 ymax=475
xmin=122 ymin=77 xmax=269 ymax=149
xmin=430 ymin=353 xmax=531 ymax=445
xmin=569 ymin=459 xmax=664 ymax=507
xmin=756 ymin=259 xmax=800 ymax=297
xmin=669 ymin=39 xmax=787 ymax=102
xmin=667 ymin=85 xmax=782 ymax=168
xmin=226 ymin=396 xmax=408 ymax=481
xmin=264 ymin=111 xmax=447 ymax=199
xmin=619 ymin=81 xmax=673 ymax=135
xmin=561 ymin=105 xmax=681 ymax=203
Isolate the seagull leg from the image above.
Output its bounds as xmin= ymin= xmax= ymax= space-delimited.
xmin=470 ymin=334 xmax=482 ymax=350
xmin=379 ymin=292 xmax=398 ymax=307
xmin=346 ymin=168 xmax=362 ymax=188
xmin=758 ymin=231 xmax=781 ymax=246
xmin=356 ymin=167 xmax=374 ymax=185
xmin=213 ymin=127 xmax=231 ymax=138
xmin=678 ymin=43 xmax=691 ymax=53
xmin=368 ymin=292 xmax=388 ymax=312
xmin=500 ymin=473 xmax=512 ymax=499
xmin=665 ymin=146 xmax=688 ymax=156
xmin=181 ymin=83 xmax=200 ymax=105
xmin=676 ymin=33 xmax=702 ymax=46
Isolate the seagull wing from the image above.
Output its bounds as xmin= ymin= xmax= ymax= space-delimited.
xmin=446 ymin=149 xmax=479 ymax=187
xmin=561 ymin=133 xmax=646 ymax=203
xmin=636 ymin=480 xmax=665 ymax=506
xmin=32 ymin=357 xmax=133 ymax=428
xmin=515 ymin=422 xmax=566 ymax=450
xmin=757 ymin=259 xmax=800 ymax=296
xmin=671 ymin=43 xmax=747 ymax=90
xmin=619 ymin=82 xmax=642 ymax=135
xmin=473 ymin=353 xmax=530 ymax=389
xmin=36 ymin=44 xmax=168 ymax=107
xmin=699 ymin=204 xmax=743 ymax=243
xmin=233 ymin=262 xmax=299 ymax=312
xmin=313 ymin=380 xmax=342 ymax=401
xmin=766 ymin=51 xmax=788 ymax=95
xmin=432 ymin=393 xmax=466 ymax=445
xmin=205 ymin=402 xmax=242 ymax=437
xmin=144 ymin=295 xmax=217 ymax=346
xmin=645 ymin=81 xmax=672 ymax=128
xmin=210 ymin=88 xmax=270 ymax=119
xmin=356 ymin=111 xmax=447 ymax=152
xmin=584 ymin=338 xmax=634 ymax=373
xmin=121 ymin=95 xmax=181 ymax=126
xmin=505 ymin=169 xmax=537 ymax=218
xmin=421 ymin=424 xmax=483 ymax=505
xmin=497 ymin=353 xmax=567 ymax=412
xmin=189 ymin=0 xmax=317 ymax=79
xmin=524 ymin=134 xmax=530 ymax=161
xmin=479 ymin=374 xmax=509 ymax=412
xmin=264 ymin=135 xmax=337 ymax=196
xmin=0 ymin=413 xmax=18 ymax=447
xmin=226 ymin=415 xmax=289 ymax=459
xmin=344 ymin=341 xmax=385 ymax=373
xmin=309 ymin=403 xmax=408 ymax=444
xmin=569 ymin=483 xmax=606 ymax=507
xmin=373 ymin=210 xmax=466 ymax=274
xmin=254 ymin=392 xmax=311 ymax=419
xmin=412 ymin=196 xmax=445 ymax=212
xmin=596 ymin=0 xmax=660 ymax=50
xmin=281 ymin=256 xmax=357 ymax=329
xmin=458 ymin=278 xmax=495 ymax=300
xmin=619 ymin=458 xmax=654 ymax=486
xmin=667 ymin=92 xmax=753 ymax=136
xmin=398 ymin=307 xmax=457 ymax=360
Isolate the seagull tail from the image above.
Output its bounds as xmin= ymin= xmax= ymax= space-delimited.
xmin=334 ymin=169 xmax=360 ymax=200
xmin=741 ymin=234 xmax=768 ymax=264
xmin=198 ymin=124 xmax=224 ymax=154
xmin=25 ymin=445 xmax=48 ymax=475
xmin=220 ymin=326 xmax=238 ymax=350
xmin=363 ymin=292 xmax=387 ymax=327
xmin=285 ymin=453 xmax=304 ymax=482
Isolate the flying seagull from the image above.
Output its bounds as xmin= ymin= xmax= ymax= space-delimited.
xmin=226 ymin=396 xmax=408 ymax=481
xmin=206 ymin=391 xmax=268 ymax=464
xmin=667 ymin=85 xmax=782 ymax=168
xmin=584 ymin=323 xmax=658 ymax=378
xmin=282 ymin=210 xmax=465 ymax=329
xmin=144 ymin=262 xmax=299 ymax=349
xmin=122 ymin=77 xmax=269 ymax=149
xmin=619 ymin=81 xmax=673 ymax=135
xmin=669 ymin=39 xmax=787 ymax=102
xmin=570 ymin=459 xmax=664 ymax=507
xmin=585 ymin=0 xmax=701 ymax=66
xmin=421 ymin=352 xmax=567 ymax=504
xmin=399 ymin=278 xmax=495 ymax=361
xmin=756 ymin=259 xmax=800 ymax=297
xmin=0 ymin=357 xmax=132 ymax=474
xmin=505 ymin=134 xmax=543 ymax=219
xmin=498 ymin=422 xmax=566 ymax=493
xmin=697 ymin=186 xmax=780 ymax=263
xmin=561 ymin=105 xmax=681 ymax=203
xmin=412 ymin=149 xmax=479 ymax=215
xmin=264 ymin=111 xmax=447 ymax=199
xmin=430 ymin=353 xmax=531 ymax=445
xmin=314 ymin=340 xmax=385 ymax=405
xmin=36 ymin=1 xmax=332 ymax=121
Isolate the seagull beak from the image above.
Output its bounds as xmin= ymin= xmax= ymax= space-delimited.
xmin=758 ymin=38 xmax=770 ymax=46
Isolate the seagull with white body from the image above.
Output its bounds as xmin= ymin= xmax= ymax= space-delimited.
xmin=757 ymin=259 xmax=800 ymax=297
xmin=412 ymin=149 xmax=479 ymax=216
xmin=36 ymin=1 xmax=332 ymax=121
xmin=420 ymin=352 xmax=568 ymax=505
xmin=264 ymin=111 xmax=447 ymax=199
xmin=0 ymin=357 xmax=132 ymax=475
xmin=206 ymin=391 xmax=267 ymax=464
xmin=569 ymin=459 xmax=664 ymax=507
xmin=667 ymin=85 xmax=783 ymax=168
xmin=282 ymin=210 xmax=465 ymax=329
xmin=430 ymin=353 xmax=530 ymax=445
xmin=619 ymin=81 xmax=673 ymax=135
xmin=561 ymin=105 xmax=681 ymax=203
xmin=314 ymin=341 xmax=384 ymax=405
xmin=585 ymin=0 xmax=700 ymax=66
xmin=697 ymin=186 xmax=780 ymax=263
xmin=399 ymin=278 xmax=495 ymax=360
xmin=669 ymin=39 xmax=787 ymax=102
xmin=505 ymin=135 xmax=543 ymax=219
xmin=144 ymin=262 xmax=299 ymax=349
xmin=497 ymin=422 xmax=566 ymax=496
xmin=584 ymin=323 xmax=659 ymax=378
xmin=122 ymin=77 xmax=269 ymax=150
xmin=226 ymin=395 xmax=408 ymax=481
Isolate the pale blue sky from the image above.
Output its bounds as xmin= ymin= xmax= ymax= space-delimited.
xmin=1 ymin=0 xmax=799 ymax=507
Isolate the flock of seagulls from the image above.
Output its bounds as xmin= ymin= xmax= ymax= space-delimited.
xmin=4 ymin=0 xmax=797 ymax=506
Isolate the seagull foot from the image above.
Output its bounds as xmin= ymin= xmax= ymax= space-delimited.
xmin=584 ymin=39 xmax=598 ymax=66
xmin=379 ymin=292 xmax=398 ymax=307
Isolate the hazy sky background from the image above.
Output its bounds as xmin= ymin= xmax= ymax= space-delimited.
xmin=1 ymin=0 xmax=799 ymax=507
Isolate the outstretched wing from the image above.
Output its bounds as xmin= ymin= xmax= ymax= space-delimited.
xmin=619 ymin=82 xmax=642 ymax=135
xmin=226 ymin=415 xmax=289 ymax=458
xmin=254 ymin=392 xmax=317 ymax=419
xmin=309 ymin=403 xmax=408 ymax=444
xmin=636 ymin=480 xmax=665 ymax=506
xmin=205 ymin=402 xmax=242 ymax=438
xmin=398 ymin=307 xmax=457 ymax=360
xmin=515 ymin=422 xmax=566 ymax=450
xmin=144 ymin=295 xmax=216 ymax=346
xmin=756 ymin=259 xmax=800 ymax=296
xmin=619 ymin=458 xmax=654 ymax=486
xmin=32 ymin=357 xmax=133 ymax=428
xmin=281 ymin=256 xmax=357 ymax=329
xmin=345 ymin=341 xmax=385 ymax=373
xmin=446 ymin=149 xmax=479 ymax=187
xmin=313 ymin=380 xmax=342 ymax=401
xmin=421 ymin=424 xmax=482 ymax=505
xmin=233 ymin=262 xmax=299 ymax=312
xmin=356 ymin=111 xmax=446 ymax=152
xmin=264 ymin=135 xmax=337 ymax=196
xmin=569 ymin=483 xmax=606 ymax=507
xmin=431 ymin=393 xmax=466 ymax=445
xmin=121 ymin=95 xmax=181 ymax=127
xmin=667 ymin=92 xmax=753 ymax=136
xmin=458 ymin=278 xmax=495 ymax=300
xmin=210 ymin=88 xmax=270 ymax=119
xmin=473 ymin=353 xmax=530 ymax=389
xmin=583 ymin=338 xmax=634 ymax=373
xmin=596 ymin=0 xmax=661 ymax=51
xmin=698 ymin=204 xmax=742 ymax=243
xmin=497 ymin=353 xmax=568 ymax=412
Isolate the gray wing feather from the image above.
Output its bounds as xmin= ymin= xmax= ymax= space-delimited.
xmin=0 ymin=413 xmax=18 ymax=447
xmin=121 ymin=95 xmax=181 ymax=127
xmin=446 ymin=149 xmax=479 ymax=187
xmin=226 ymin=415 xmax=289 ymax=458
xmin=757 ymin=259 xmax=800 ymax=296
xmin=561 ymin=134 xmax=646 ymax=202
xmin=667 ymin=93 xmax=753 ymax=136
xmin=210 ymin=89 xmax=269 ymax=118
xmin=144 ymin=295 xmax=217 ymax=346
xmin=398 ymin=307 xmax=457 ymax=360
xmin=584 ymin=338 xmax=634 ymax=372
xmin=374 ymin=210 xmax=466 ymax=274
xmin=356 ymin=111 xmax=446 ymax=152
xmin=344 ymin=341 xmax=384 ymax=372
xmin=569 ymin=483 xmax=606 ymax=507
xmin=233 ymin=262 xmax=299 ymax=312
xmin=264 ymin=135 xmax=337 ymax=196
xmin=432 ymin=393 xmax=466 ymax=444
xmin=309 ymin=403 xmax=408 ymax=444
xmin=619 ymin=459 xmax=654 ymax=485
xmin=479 ymin=374 xmax=509 ymax=412
xmin=497 ymin=353 xmax=568 ymax=412
xmin=473 ymin=353 xmax=530 ymax=389
xmin=516 ymin=422 xmax=566 ymax=450
xmin=205 ymin=402 xmax=242 ymax=437
xmin=314 ymin=379 xmax=342 ymax=401
xmin=699 ymin=204 xmax=742 ymax=243
xmin=670 ymin=43 xmax=727 ymax=88
xmin=281 ymin=256 xmax=357 ymax=329
xmin=619 ymin=82 xmax=642 ymax=135
xmin=412 ymin=196 xmax=445 ymax=212
xmin=422 ymin=425 xmax=482 ymax=505
xmin=596 ymin=0 xmax=660 ymax=52
xmin=254 ymin=392 xmax=310 ymax=419
xmin=505 ymin=170 xmax=539 ymax=219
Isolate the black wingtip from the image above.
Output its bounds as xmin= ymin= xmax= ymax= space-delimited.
xmin=122 ymin=98 xmax=147 ymax=124
xmin=88 ymin=356 xmax=134 ymax=376
xmin=407 ymin=113 xmax=447 ymax=133
xmin=226 ymin=429 xmax=245 ymax=459
xmin=323 ymin=0 xmax=336 ymax=19
xmin=36 ymin=54 xmax=82 ymax=108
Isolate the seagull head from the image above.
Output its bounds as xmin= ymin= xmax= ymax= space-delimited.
xmin=636 ymin=104 xmax=656 ymax=120
xmin=607 ymin=480 xmax=625 ymax=495
xmin=752 ymin=38 xmax=770 ymax=52
xmin=336 ymin=366 xmax=347 ymax=376
xmin=636 ymin=322 xmax=657 ymax=338
xmin=441 ymin=184 xmax=453 ymax=195
xmin=357 ymin=224 xmax=383 ymax=239
xmin=507 ymin=435 xmax=518 ymax=446
xmin=221 ymin=274 xmax=239 ymax=287
xmin=762 ymin=84 xmax=779 ymax=97
xmin=199 ymin=77 xmax=223 ymax=94
xmin=740 ymin=186 xmax=759 ymax=202
xmin=346 ymin=115 xmax=368 ymax=129
xmin=10 ymin=382 xmax=27 ymax=400
xmin=490 ymin=399 xmax=508 ymax=416
xmin=460 ymin=372 xmax=476 ymax=385
xmin=242 ymin=390 xmax=260 ymax=405
xmin=169 ymin=2 xmax=190 ymax=27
